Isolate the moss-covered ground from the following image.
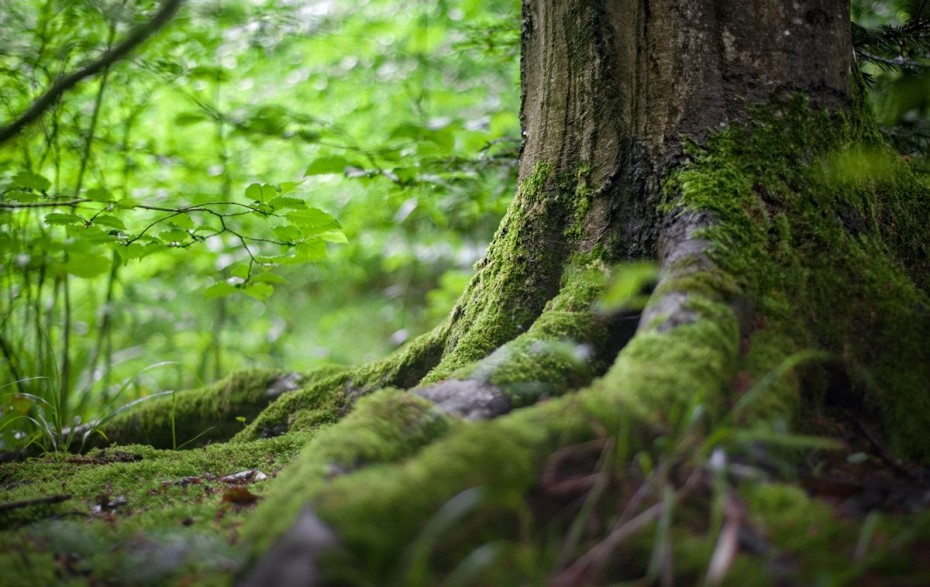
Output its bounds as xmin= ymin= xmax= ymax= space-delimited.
xmin=2 ymin=98 xmax=930 ymax=585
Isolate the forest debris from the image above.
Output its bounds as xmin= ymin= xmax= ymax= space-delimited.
xmin=66 ymin=450 xmax=143 ymax=465
xmin=93 ymin=494 xmax=128 ymax=513
xmin=160 ymin=473 xmax=218 ymax=488
xmin=221 ymin=487 xmax=259 ymax=505
xmin=704 ymin=492 xmax=744 ymax=586
xmin=0 ymin=493 xmax=71 ymax=512
xmin=221 ymin=469 xmax=268 ymax=484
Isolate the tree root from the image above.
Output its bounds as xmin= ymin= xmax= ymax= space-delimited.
xmin=80 ymin=369 xmax=309 ymax=450
xmin=239 ymin=211 xmax=746 ymax=585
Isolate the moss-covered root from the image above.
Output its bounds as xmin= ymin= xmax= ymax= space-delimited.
xmin=415 ymin=262 xmax=627 ymax=418
xmin=234 ymin=325 xmax=449 ymax=442
xmin=240 ymin=389 xmax=454 ymax=561
xmin=240 ymin=273 xmax=742 ymax=585
xmin=80 ymin=369 xmax=310 ymax=450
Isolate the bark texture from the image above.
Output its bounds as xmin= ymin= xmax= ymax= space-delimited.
xmin=519 ymin=0 xmax=851 ymax=258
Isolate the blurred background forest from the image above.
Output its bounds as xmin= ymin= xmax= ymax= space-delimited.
xmin=0 ymin=0 xmax=927 ymax=450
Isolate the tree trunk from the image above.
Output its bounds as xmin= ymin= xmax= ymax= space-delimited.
xmin=234 ymin=1 xmax=929 ymax=584
xmin=3 ymin=2 xmax=930 ymax=586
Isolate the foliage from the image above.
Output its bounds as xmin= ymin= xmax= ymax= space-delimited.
xmin=853 ymin=0 xmax=930 ymax=156
xmin=0 ymin=0 xmax=520 ymax=449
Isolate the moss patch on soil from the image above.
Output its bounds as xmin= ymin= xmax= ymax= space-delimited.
xmin=0 ymin=432 xmax=312 ymax=585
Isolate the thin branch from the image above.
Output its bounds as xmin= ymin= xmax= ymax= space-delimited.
xmin=857 ymin=50 xmax=930 ymax=71
xmin=0 ymin=0 xmax=184 ymax=145
xmin=0 ymin=494 xmax=71 ymax=513
xmin=0 ymin=199 xmax=83 ymax=209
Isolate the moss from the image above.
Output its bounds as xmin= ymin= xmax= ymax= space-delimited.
xmin=242 ymin=388 xmax=454 ymax=555
xmin=0 ymin=432 xmax=312 ymax=585
xmin=234 ymin=326 xmax=449 ymax=441
xmin=241 ymin=261 xmax=742 ymax=583
xmin=730 ymin=321 xmax=807 ymax=426
xmin=559 ymin=163 xmax=595 ymax=241
xmin=733 ymin=482 xmax=930 ymax=584
xmin=671 ymin=97 xmax=930 ymax=460
xmin=233 ymin=372 xmax=352 ymax=441
xmin=85 ymin=369 xmax=300 ymax=450
xmin=447 ymin=262 xmax=610 ymax=406
xmin=351 ymin=322 xmax=449 ymax=389
xmin=6 ymin=98 xmax=930 ymax=586
xmin=423 ymin=162 xmax=575 ymax=382
xmin=303 ymin=398 xmax=590 ymax=582
xmin=587 ymin=294 xmax=741 ymax=431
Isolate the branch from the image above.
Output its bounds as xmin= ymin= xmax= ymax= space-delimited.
xmin=0 ymin=0 xmax=185 ymax=146
xmin=0 ymin=493 xmax=71 ymax=513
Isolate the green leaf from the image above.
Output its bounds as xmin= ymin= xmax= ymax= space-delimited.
xmin=279 ymin=182 xmax=301 ymax=194
xmin=244 ymin=184 xmax=277 ymax=203
xmin=85 ymin=187 xmax=113 ymax=202
xmin=305 ymin=156 xmax=349 ymax=176
xmin=229 ymin=263 xmax=250 ymax=279
xmin=204 ymin=281 xmax=239 ymax=298
xmin=388 ymin=122 xmax=426 ymax=141
xmin=159 ymin=229 xmax=188 ymax=244
xmin=598 ymin=262 xmax=659 ymax=311
xmin=296 ymin=129 xmax=321 ymax=143
xmin=68 ymin=225 xmax=119 ymax=244
xmin=169 ymin=214 xmax=194 ymax=230
xmin=296 ymin=240 xmax=327 ymax=261
xmin=175 ymin=111 xmax=209 ymax=126
xmin=12 ymin=171 xmax=50 ymax=192
xmin=285 ymin=208 xmax=340 ymax=234
xmin=243 ymin=282 xmax=274 ymax=301
xmin=188 ymin=65 xmax=229 ymax=81
xmin=116 ymin=197 xmax=142 ymax=209
xmin=252 ymin=272 xmax=286 ymax=284
xmin=269 ymin=197 xmax=306 ymax=211
xmin=61 ymin=253 xmax=111 ymax=278
xmin=6 ymin=189 xmax=39 ymax=203
xmin=118 ymin=242 xmax=168 ymax=261
xmin=92 ymin=214 xmax=126 ymax=230
xmin=273 ymin=240 xmax=327 ymax=264
xmin=245 ymin=183 xmax=263 ymax=201
xmin=252 ymin=202 xmax=274 ymax=215
xmin=319 ymin=229 xmax=348 ymax=244
xmin=273 ymin=225 xmax=302 ymax=242
xmin=44 ymin=213 xmax=85 ymax=226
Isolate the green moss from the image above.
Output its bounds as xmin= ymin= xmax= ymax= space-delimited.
xmin=559 ymin=163 xmax=595 ymax=241
xmin=0 ymin=432 xmax=312 ymax=585
xmin=587 ymin=294 xmax=740 ymax=431
xmin=731 ymin=321 xmax=807 ymax=426
xmin=734 ymin=482 xmax=929 ymax=585
xmin=243 ymin=388 xmax=454 ymax=555
xmin=234 ymin=326 xmax=449 ymax=441
xmin=671 ymin=97 xmax=930 ymax=460
xmin=423 ymin=162 xmax=574 ymax=382
xmin=86 ymin=369 xmax=300 ymax=450
xmin=7 ymin=98 xmax=930 ymax=586
xmin=233 ymin=372 xmax=352 ymax=441
xmin=244 ymin=263 xmax=742 ymax=583
xmin=448 ymin=262 xmax=610 ymax=406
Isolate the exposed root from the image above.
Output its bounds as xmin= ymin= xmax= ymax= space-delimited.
xmin=81 ymin=369 xmax=307 ymax=450
xmin=239 ymin=211 xmax=745 ymax=585
xmin=234 ymin=325 xmax=449 ymax=441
